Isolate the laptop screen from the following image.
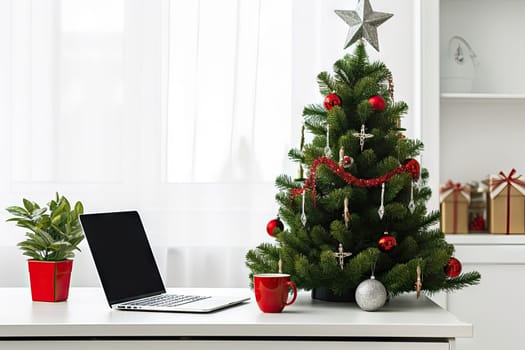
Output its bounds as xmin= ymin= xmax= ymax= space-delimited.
xmin=80 ymin=211 xmax=166 ymax=306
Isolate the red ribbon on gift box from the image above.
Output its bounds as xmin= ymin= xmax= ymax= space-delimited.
xmin=440 ymin=180 xmax=470 ymax=234
xmin=490 ymin=169 xmax=525 ymax=234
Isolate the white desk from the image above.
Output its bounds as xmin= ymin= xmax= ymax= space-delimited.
xmin=0 ymin=287 xmax=471 ymax=350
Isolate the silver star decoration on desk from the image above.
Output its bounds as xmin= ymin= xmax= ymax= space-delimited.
xmin=335 ymin=0 xmax=393 ymax=51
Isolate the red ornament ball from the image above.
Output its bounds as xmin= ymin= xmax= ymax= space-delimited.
xmin=403 ymin=159 xmax=421 ymax=181
xmin=445 ymin=257 xmax=462 ymax=278
xmin=324 ymin=93 xmax=342 ymax=110
xmin=368 ymin=95 xmax=386 ymax=111
xmin=469 ymin=215 xmax=485 ymax=231
xmin=266 ymin=217 xmax=284 ymax=237
xmin=378 ymin=232 xmax=397 ymax=252
xmin=343 ymin=156 xmax=353 ymax=168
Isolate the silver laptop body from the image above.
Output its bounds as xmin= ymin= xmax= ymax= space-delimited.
xmin=79 ymin=211 xmax=249 ymax=313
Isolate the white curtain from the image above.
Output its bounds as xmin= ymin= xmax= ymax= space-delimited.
xmin=6 ymin=0 xmax=125 ymax=184
xmin=0 ymin=0 xmax=297 ymax=288
xmin=165 ymin=0 xmax=294 ymax=183
xmin=0 ymin=0 xmax=175 ymax=286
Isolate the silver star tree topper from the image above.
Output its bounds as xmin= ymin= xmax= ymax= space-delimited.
xmin=335 ymin=0 xmax=393 ymax=51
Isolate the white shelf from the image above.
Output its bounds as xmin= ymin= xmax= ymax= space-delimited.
xmin=445 ymin=234 xmax=525 ymax=246
xmin=441 ymin=93 xmax=525 ymax=101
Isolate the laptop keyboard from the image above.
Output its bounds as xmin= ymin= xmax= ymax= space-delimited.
xmin=120 ymin=294 xmax=211 ymax=308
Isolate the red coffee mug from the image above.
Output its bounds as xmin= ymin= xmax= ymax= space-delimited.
xmin=253 ymin=273 xmax=297 ymax=313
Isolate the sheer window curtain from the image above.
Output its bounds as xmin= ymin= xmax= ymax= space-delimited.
xmin=164 ymin=0 xmax=293 ymax=183
xmin=0 ymin=0 xmax=299 ymax=288
xmin=162 ymin=0 xmax=297 ymax=287
xmin=0 ymin=0 xmax=171 ymax=286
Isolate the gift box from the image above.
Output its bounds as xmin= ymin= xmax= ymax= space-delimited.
xmin=440 ymin=180 xmax=471 ymax=234
xmin=488 ymin=169 xmax=525 ymax=234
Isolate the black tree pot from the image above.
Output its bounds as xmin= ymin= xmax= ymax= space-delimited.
xmin=311 ymin=287 xmax=356 ymax=302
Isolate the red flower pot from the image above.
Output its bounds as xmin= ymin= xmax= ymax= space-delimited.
xmin=28 ymin=260 xmax=73 ymax=302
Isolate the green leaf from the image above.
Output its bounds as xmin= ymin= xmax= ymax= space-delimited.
xmin=62 ymin=197 xmax=71 ymax=213
xmin=23 ymin=199 xmax=35 ymax=212
xmin=18 ymin=240 xmax=46 ymax=252
xmin=21 ymin=250 xmax=44 ymax=261
xmin=31 ymin=208 xmax=47 ymax=220
xmin=32 ymin=229 xmax=55 ymax=246
xmin=50 ymin=223 xmax=66 ymax=237
xmin=54 ymin=198 xmax=67 ymax=215
xmin=49 ymin=199 xmax=57 ymax=211
xmin=5 ymin=206 xmax=30 ymax=218
xmin=7 ymin=218 xmax=34 ymax=229
xmin=50 ymin=241 xmax=73 ymax=251
xmin=51 ymin=214 xmax=63 ymax=226
xmin=74 ymin=202 xmax=84 ymax=215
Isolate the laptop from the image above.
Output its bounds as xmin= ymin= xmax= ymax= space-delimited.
xmin=79 ymin=211 xmax=250 ymax=313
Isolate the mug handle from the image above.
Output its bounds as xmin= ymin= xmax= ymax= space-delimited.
xmin=285 ymin=281 xmax=298 ymax=306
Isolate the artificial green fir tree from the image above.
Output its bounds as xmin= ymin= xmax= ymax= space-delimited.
xmin=246 ymin=3 xmax=480 ymax=303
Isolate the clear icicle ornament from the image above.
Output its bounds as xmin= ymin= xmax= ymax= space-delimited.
xmin=343 ymin=196 xmax=351 ymax=228
xmin=408 ymin=181 xmax=416 ymax=214
xmin=300 ymin=190 xmax=307 ymax=226
xmin=324 ymin=124 xmax=332 ymax=157
xmin=378 ymin=183 xmax=385 ymax=219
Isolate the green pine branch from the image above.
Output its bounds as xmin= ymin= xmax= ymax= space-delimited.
xmin=317 ymin=72 xmax=336 ymax=95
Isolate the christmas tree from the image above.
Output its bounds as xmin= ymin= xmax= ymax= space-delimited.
xmin=246 ymin=1 xmax=480 ymax=304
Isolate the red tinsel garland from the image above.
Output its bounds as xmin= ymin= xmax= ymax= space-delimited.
xmin=291 ymin=157 xmax=420 ymax=205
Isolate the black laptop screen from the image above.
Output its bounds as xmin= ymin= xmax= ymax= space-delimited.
xmin=80 ymin=211 xmax=166 ymax=306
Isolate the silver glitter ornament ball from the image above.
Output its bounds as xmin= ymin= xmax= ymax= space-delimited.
xmin=355 ymin=276 xmax=387 ymax=311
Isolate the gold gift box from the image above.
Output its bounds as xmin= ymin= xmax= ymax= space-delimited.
xmin=488 ymin=170 xmax=525 ymax=234
xmin=440 ymin=181 xmax=470 ymax=234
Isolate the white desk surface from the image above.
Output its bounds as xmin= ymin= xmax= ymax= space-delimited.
xmin=0 ymin=287 xmax=472 ymax=339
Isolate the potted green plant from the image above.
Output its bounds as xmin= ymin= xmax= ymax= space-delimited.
xmin=6 ymin=193 xmax=84 ymax=302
